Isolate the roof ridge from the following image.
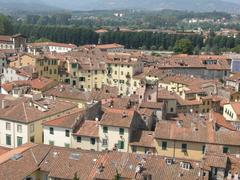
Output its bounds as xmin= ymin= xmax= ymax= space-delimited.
xmin=22 ymin=102 xmax=28 ymax=122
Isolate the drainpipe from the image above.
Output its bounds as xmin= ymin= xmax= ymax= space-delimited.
xmin=173 ymin=140 xmax=176 ymax=160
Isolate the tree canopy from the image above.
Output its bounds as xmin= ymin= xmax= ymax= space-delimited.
xmin=173 ymin=38 xmax=194 ymax=54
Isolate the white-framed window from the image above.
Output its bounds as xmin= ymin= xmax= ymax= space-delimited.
xmin=17 ymin=124 xmax=22 ymax=133
xmin=102 ymin=139 xmax=108 ymax=146
xmin=6 ymin=122 xmax=11 ymax=130
xmin=30 ymin=124 xmax=34 ymax=133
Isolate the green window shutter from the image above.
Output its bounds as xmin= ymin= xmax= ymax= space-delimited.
xmin=162 ymin=141 xmax=167 ymax=150
xmin=182 ymin=144 xmax=187 ymax=152
xmin=223 ymin=146 xmax=229 ymax=153
xmin=103 ymin=126 xmax=108 ymax=133
xmin=6 ymin=134 xmax=11 ymax=145
xmin=77 ymin=136 xmax=81 ymax=143
xmin=72 ymin=63 xmax=78 ymax=68
xmin=17 ymin=137 xmax=22 ymax=147
xmin=119 ymin=128 xmax=124 ymax=135
xmin=202 ymin=145 xmax=206 ymax=154
xmin=118 ymin=141 xmax=124 ymax=149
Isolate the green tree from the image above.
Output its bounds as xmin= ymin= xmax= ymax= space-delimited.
xmin=173 ymin=38 xmax=194 ymax=54
xmin=72 ymin=172 xmax=79 ymax=180
xmin=114 ymin=170 xmax=121 ymax=180
xmin=34 ymin=38 xmax=51 ymax=43
xmin=232 ymin=45 xmax=240 ymax=53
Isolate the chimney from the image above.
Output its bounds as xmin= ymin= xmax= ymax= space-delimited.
xmin=122 ymin=112 xmax=128 ymax=118
xmin=1 ymin=100 xmax=8 ymax=109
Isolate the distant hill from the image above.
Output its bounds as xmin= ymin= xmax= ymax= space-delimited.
xmin=42 ymin=0 xmax=240 ymax=13
xmin=0 ymin=0 xmax=59 ymax=13
xmin=0 ymin=0 xmax=239 ymax=13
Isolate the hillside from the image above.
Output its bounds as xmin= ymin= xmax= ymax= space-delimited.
xmin=0 ymin=0 xmax=239 ymax=13
xmin=43 ymin=0 xmax=240 ymax=13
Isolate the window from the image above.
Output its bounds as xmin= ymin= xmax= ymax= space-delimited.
xmin=77 ymin=136 xmax=81 ymax=143
xmin=72 ymin=63 xmax=77 ymax=69
xmin=91 ymin=138 xmax=96 ymax=145
xmin=65 ymin=130 xmax=70 ymax=137
xmin=30 ymin=136 xmax=35 ymax=143
xmin=6 ymin=134 xmax=11 ymax=145
xmin=223 ymin=146 xmax=229 ymax=153
xmin=17 ymin=136 xmax=23 ymax=147
xmin=102 ymin=139 xmax=108 ymax=146
xmin=148 ymin=95 xmax=151 ymax=100
xmin=162 ymin=141 xmax=167 ymax=150
xmin=30 ymin=124 xmax=34 ymax=133
xmin=79 ymin=77 xmax=85 ymax=82
xmin=17 ymin=125 xmax=22 ymax=133
xmin=182 ymin=144 xmax=187 ymax=152
xmin=134 ymin=81 xmax=137 ymax=87
xmin=132 ymin=146 xmax=137 ymax=152
xmin=118 ymin=140 xmax=124 ymax=149
xmin=202 ymin=145 xmax=206 ymax=154
xmin=145 ymin=148 xmax=150 ymax=154
xmin=119 ymin=128 xmax=124 ymax=135
xmin=50 ymin=127 xmax=54 ymax=135
xmin=119 ymin=80 xmax=124 ymax=84
xmin=103 ymin=126 xmax=108 ymax=133
xmin=65 ymin=143 xmax=70 ymax=148
xmin=115 ymin=71 xmax=117 ymax=75
xmin=49 ymin=141 xmax=54 ymax=145
xmin=6 ymin=122 xmax=11 ymax=130
xmin=170 ymin=108 xmax=174 ymax=112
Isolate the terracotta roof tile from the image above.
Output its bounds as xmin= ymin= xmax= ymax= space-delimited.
xmin=100 ymin=108 xmax=136 ymax=128
xmin=42 ymin=109 xmax=85 ymax=129
xmin=130 ymin=131 xmax=155 ymax=148
xmin=230 ymin=102 xmax=240 ymax=115
xmin=73 ymin=120 xmax=99 ymax=138
xmin=0 ymin=94 xmax=77 ymax=123
xmin=155 ymin=118 xmax=240 ymax=146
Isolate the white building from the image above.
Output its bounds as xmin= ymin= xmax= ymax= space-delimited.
xmin=1 ymin=67 xmax=30 ymax=83
xmin=99 ymin=108 xmax=142 ymax=152
xmin=0 ymin=34 xmax=27 ymax=51
xmin=223 ymin=102 xmax=240 ymax=122
xmin=0 ymin=53 xmax=7 ymax=74
xmin=72 ymin=120 xmax=99 ymax=151
xmin=0 ymin=94 xmax=77 ymax=148
xmin=42 ymin=112 xmax=83 ymax=148
xmin=28 ymin=42 xmax=77 ymax=54
xmin=96 ymin=43 xmax=124 ymax=52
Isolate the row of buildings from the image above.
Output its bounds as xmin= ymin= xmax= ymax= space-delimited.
xmin=1 ymin=34 xmax=240 ymax=179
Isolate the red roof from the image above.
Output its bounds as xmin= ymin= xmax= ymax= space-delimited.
xmin=230 ymin=102 xmax=240 ymax=116
xmin=211 ymin=112 xmax=236 ymax=131
xmin=0 ymin=35 xmax=12 ymax=42
xmin=96 ymin=43 xmax=124 ymax=49
xmin=30 ymin=77 xmax=55 ymax=90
